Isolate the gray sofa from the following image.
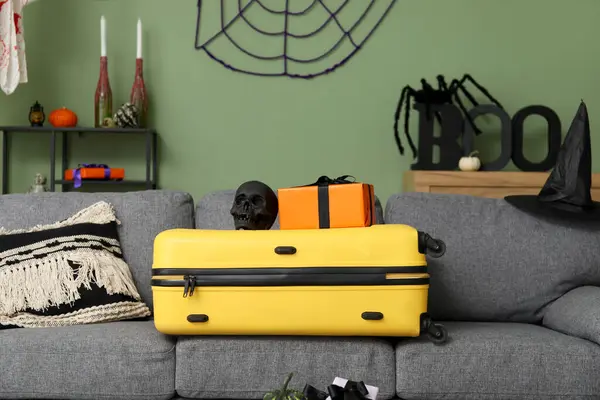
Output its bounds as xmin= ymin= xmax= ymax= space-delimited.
xmin=0 ymin=189 xmax=598 ymax=400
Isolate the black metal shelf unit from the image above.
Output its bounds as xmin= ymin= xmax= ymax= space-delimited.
xmin=0 ymin=126 xmax=158 ymax=194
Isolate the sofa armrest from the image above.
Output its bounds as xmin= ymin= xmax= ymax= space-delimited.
xmin=542 ymin=286 xmax=600 ymax=345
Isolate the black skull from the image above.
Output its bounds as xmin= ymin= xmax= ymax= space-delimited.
xmin=230 ymin=181 xmax=278 ymax=230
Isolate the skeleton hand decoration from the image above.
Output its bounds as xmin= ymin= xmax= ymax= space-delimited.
xmin=230 ymin=180 xmax=279 ymax=230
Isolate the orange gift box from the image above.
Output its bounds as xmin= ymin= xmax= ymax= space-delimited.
xmin=64 ymin=167 xmax=125 ymax=181
xmin=278 ymin=175 xmax=376 ymax=230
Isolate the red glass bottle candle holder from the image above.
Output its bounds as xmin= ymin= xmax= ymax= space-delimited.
xmin=130 ymin=58 xmax=148 ymax=128
xmin=94 ymin=56 xmax=113 ymax=128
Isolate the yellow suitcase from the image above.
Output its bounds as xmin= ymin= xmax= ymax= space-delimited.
xmin=151 ymin=224 xmax=448 ymax=344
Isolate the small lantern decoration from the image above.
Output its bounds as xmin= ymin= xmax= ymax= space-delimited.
xmin=28 ymin=101 xmax=45 ymax=127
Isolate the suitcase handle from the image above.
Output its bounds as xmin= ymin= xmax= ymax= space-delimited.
xmin=187 ymin=314 xmax=209 ymax=323
xmin=274 ymin=246 xmax=297 ymax=255
xmin=361 ymin=311 xmax=384 ymax=321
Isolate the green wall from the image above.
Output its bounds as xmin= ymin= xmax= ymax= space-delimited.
xmin=1 ymin=0 xmax=599 ymax=204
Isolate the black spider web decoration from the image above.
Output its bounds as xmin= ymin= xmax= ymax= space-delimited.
xmin=194 ymin=0 xmax=397 ymax=79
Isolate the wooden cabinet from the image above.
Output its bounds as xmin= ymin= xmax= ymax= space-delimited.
xmin=403 ymin=171 xmax=600 ymax=200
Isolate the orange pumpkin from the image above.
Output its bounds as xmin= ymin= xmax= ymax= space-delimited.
xmin=49 ymin=107 xmax=78 ymax=128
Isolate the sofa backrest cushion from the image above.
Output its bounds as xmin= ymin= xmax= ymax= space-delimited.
xmin=0 ymin=190 xmax=194 ymax=309
xmin=385 ymin=192 xmax=600 ymax=323
xmin=195 ymin=190 xmax=385 ymax=229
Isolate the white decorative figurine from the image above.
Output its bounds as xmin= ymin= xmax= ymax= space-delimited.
xmin=27 ymin=173 xmax=48 ymax=193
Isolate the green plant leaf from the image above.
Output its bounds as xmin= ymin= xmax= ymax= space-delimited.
xmin=264 ymin=373 xmax=305 ymax=400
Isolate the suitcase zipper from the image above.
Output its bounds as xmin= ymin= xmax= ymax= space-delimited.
xmin=165 ymin=272 xmax=429 ymax=298
xmin=154 ymin=266 xmax=429 ymax=276
xmin=156 ymin=266 xmax=432 ymax=298
xmin=183 ymin=275 xmax=197 ymax=298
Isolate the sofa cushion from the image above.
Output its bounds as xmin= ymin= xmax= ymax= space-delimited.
xmin=0 ymin=320 xmax=176 ymax=400
xmin=0 ymin=190 xmax=195 ymax=309
xmin=395 ymin=322 xmax=600 ymax=400
xmin=385 ymin=192 xmax=600 ymax=323
xmin=175 ymin=336 xmax=395 ymax=399
xmin=542 ymin=285 xmax=600 ymax=346
xmin=196 ymin=190 xmax=385 ymax=229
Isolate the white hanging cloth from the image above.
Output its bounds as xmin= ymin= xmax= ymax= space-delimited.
xmin=0 ymin=0 xmax=30 ymax=95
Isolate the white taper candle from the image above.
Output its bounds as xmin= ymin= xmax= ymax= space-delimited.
xmin=137 ymin=19 xmax=142 ymax=59
xmin=100 ymin=16 xmax=107 ymax=57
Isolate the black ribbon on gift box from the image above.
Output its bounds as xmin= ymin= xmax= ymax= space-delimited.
xmin=303 ymin=175 xmax=356 ymax=229
xmin=309 ymin=175 xmax=357 ymax=186
xmin=303 ymin=380 xmax=370 ymax=400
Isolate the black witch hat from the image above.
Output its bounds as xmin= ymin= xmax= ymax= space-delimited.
xmin=504 ymin=101 xmax=600 ymax=221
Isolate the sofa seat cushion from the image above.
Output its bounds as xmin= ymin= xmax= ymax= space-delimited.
xmin=0 ymin=321 xmax=176 ymax=400
xmin=396 ymin=322 xmax=600 ymax=400
xmin=175 ymin=336 xmax=395 ymax=399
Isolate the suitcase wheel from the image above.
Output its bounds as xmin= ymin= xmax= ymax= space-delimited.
xmin=417 ymin=232 xmax=447 ymax=258
xmin=420 ymin=313 xmax=449 ymax=345
xmin=427 ymin=239 xmax=446 ymax=258
xmin=426 ymin=323 xmax=448 ymax=345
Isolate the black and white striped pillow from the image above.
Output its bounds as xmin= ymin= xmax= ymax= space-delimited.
xmin=0 ymin=201 xmax=151 ymax=329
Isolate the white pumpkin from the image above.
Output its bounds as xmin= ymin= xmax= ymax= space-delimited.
xmin=459 ymin=151 xmax=481 ymax=171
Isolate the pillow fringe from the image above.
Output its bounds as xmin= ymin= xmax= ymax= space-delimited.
xmin=0 ymin=301 xmax=151 ymax=328
xmin=0 ymin=250 xmax=142 ymax=316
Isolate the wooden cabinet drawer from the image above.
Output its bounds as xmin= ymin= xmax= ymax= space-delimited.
xmin=430 ymin=186 xmax=541 ymax=198
xmin=403 ymin=171 xmax=600 ymax=200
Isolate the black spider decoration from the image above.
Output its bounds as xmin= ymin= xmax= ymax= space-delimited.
xmin=393 ymin=74 xmax=504 ymax=158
